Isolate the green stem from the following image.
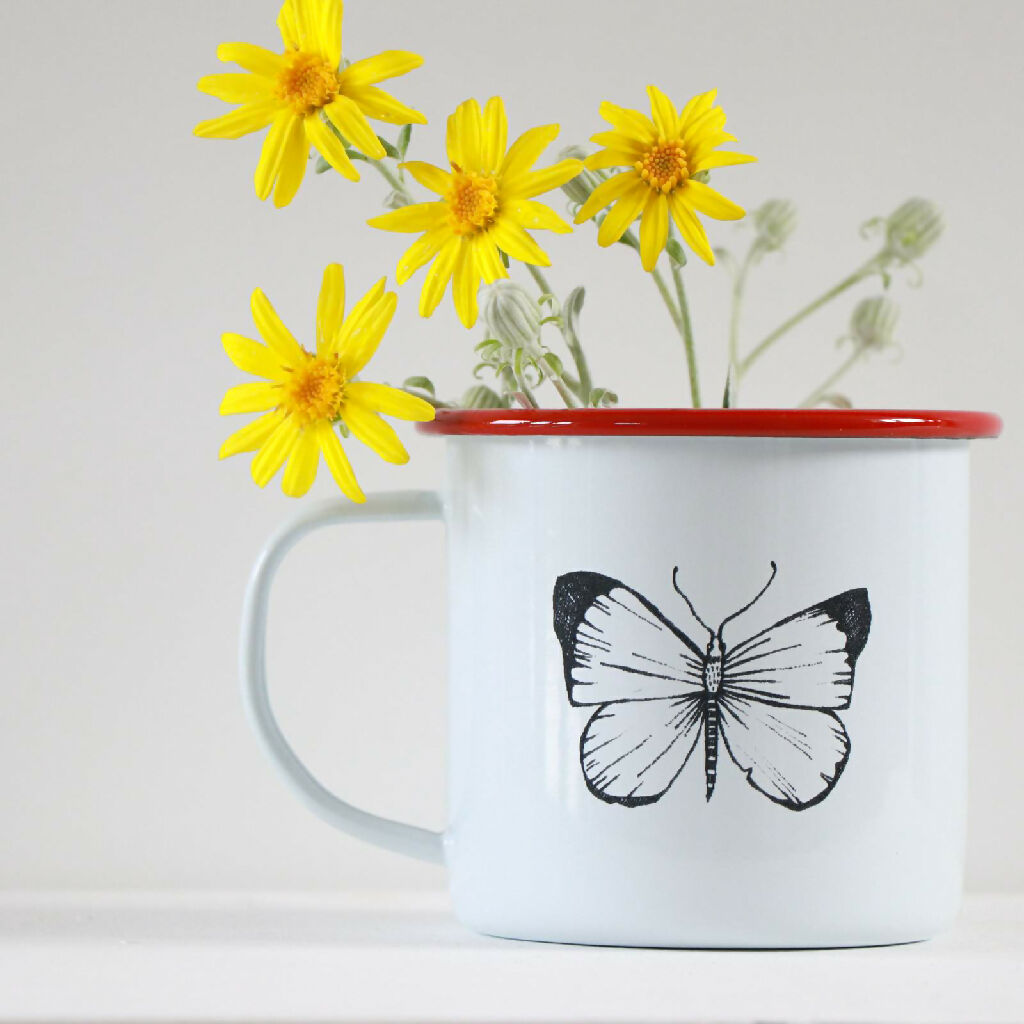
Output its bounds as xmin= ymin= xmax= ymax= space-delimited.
xmin=670 ymin=260 xmax=701 ymax=408
xmin=738 ymin=258 xmax=880 ymax=379
xmin=499 ymin=367 xmax=538 ymax=409
xmin=369 ymin=158 xmax=414 ymax=206
xmin=726 ymin=246 xmax=756 ymax=405
xmin=537 ymin=360 xmax=579 ymax=408
xmin=525 ymin=264 xmax=593 ymax=403
xmin=798 ymin=348 xmax=865 ymax=408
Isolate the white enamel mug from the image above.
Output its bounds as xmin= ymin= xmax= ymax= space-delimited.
xmin=240 ymin=408 xmax=1001 ymax=948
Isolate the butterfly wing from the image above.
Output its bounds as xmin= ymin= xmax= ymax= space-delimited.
xmin=580 ymin=696 xmax=705 ymax=806
xmin=717 ymin=697 xmax=850 ymax=809
xmin=718 ymin=588 xmax=870 ymax=809
xmin=721 ymin=589 xmax=871 ymax=709
xmin=553 ymin=572 xmax=706 ymax=707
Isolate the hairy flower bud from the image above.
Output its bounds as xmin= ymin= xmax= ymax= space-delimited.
xmin=849 ymin=296 xmax=900 ymax=351
xmin=752 ymin=199 xmax=798 ymax=253
xmin=481 ymin=281 xmax=543 ymax=356
xmin=558 ymin=146 xmax=606 ymax=208
xmin=883 ymin=198 xmax=944 ymax=263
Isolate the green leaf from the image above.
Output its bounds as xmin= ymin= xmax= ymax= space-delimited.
xmin=336 ymin=421 xmax=350 ymax=438
xmin=543 ymin=352 xmax=564 ymax=377
xmin=402 ymin=375 xmax=435 ymax=396
xmin=563 ymin=286 xmax=585 ymax=341
xmin=498 ymin=248 xmax=510 ymax=269
xmin=315 ymin=156 xmax=332 ymax=175
xmin=378 ymin=135 xmax=402 ymax=159
xmin=589 ymin=387 xmax=618 ymax=408
xmin=666 ymin=237 xmax=688 ymax=267
xmin=396 ymin=124 xmax=413 ymax=158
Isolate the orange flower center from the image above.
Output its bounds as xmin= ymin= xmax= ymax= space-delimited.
xmin=282 ymin=354 xmax=346 ymax=425
xmin=635 ymin=140 xmax=689 ymax=193
xmin=446 ymin=169 xmax=499 ymax=235
xmin=277 ymin=52 xmax=339 ymax=116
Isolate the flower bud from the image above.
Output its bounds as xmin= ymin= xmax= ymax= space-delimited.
xmin=481 ymin=281 xmax=543 ymax=356
xmin=883 ymin=198 xmax=944 ymax=263
xmin=849 ymin=295 xmax=899 ymax=351
xmin=460 ymin=384 xmax=507 ymax=409
xmin=752 ymin=199 xmax=798 ymax=252
xmin=558 ymin=146 xmax=606 ymax=208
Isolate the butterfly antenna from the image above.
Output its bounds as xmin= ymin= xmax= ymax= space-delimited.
xmin=672 ymin=567 xmax=713 ymax=640
xmin=718 ymin=561 xmax=778 ymax=641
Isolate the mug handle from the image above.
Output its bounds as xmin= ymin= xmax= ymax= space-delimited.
xmin=239 ymin=490 xmax=445 ymax=866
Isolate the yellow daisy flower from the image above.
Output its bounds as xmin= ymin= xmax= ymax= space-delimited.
xmin=367 ymin=97 xmax=582 ymax=328
xmin=219 ymin=265 xmax=435 ymax=501
xmin=576 ymin=87 xmax=755 ymax=270
xmin=195 ymin=0 xmax=427 ymax=208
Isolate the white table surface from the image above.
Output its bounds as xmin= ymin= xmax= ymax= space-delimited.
xmin=0 ymin=890 xmax=1020 ymax=1023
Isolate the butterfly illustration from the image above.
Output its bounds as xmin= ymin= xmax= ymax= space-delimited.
xmin=552 ymin=564 xmax=871 ymax=811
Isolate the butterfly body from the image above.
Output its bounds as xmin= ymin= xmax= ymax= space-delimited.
xmin=552 ymin=566 xmax=871 ymax=811
xmin=701 ymin=639 xmax=724 ymax=800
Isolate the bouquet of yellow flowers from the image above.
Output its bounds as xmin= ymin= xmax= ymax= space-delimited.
xmin=198 ymin=0 xmax=943 ymax=501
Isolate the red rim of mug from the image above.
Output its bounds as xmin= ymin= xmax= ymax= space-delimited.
xmin=417 ymin=408 xmax=1003 ymax=439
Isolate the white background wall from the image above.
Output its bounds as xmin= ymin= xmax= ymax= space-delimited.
xmin=0 ymin=0 xmax=1020 ymax=892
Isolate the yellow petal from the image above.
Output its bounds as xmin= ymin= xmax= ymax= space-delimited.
xmin=251 ymin=289 xmax=306 ymax=365
xmin=472 ymin=235 xmax=508 ymax=284
xmin=251 ymin=415 xmax=301 ymax=487
xmin=399 ymin=161 xmax=452 ymax=196
xmin=393 ymin=223 xmax=452 ymax=284
xmin=337 ymin=291 xmax=397 ymax=376
xmin=597 ymin=183 xmax=648 ymax=246
xmin=575 ymin=170 xmax=640 ymax=223
xmin=480 ymin=97 xmax=508 ymax=172
xmin=504 ymin=158 xmax=582 ymax=200
xmin=319 ymin=0 xmax=342 ymax=67
xmin=598 ymin=102 xmax=657 ymax=144
xmin=451 ymin=241 xmax=480 ymax=327
xmin=222 ymin=333 xmax=285 ymax=380
xmin=446 ymin=98 xmax=483 ymax=170
xmin=368 ymin=201 xmax=448 ymax=235
xmin=273 ymin=117 xmax=310 ymax=208
xmin=419 ymin=238 xmax=460 ymax=316
xmin=340 ymin=51 xmax=423 ymax=88
xmin=194 ymin=99 xmax=279 ymax=140
xmin=343 ymin=400 xmax=409 ymax=464
xmin=683 ymin=107 xmax=728 ymax=146
xmin=305 ymin=115 xmax=360 ymax=180
xmin=585 ymin=149 xmax=640 ymax=171
xmin=488 ymin=219 xmax=550 ymax=266
xmin=316 ymin=263 xmax=345 ymax=354
xmin=287 ymin=0 xmax=318 ymax=51
xmin=346 ymin=382 xmax=436 ymax=422
xmin=197 ymin=73 xmax=273 ymax=104
xmin=341 ymin=85 xmax=427 ymax=126
xmin=639 ymin=191 xmax=669 ymax=272
xmin=692 ymin=149 xmax=757 ymax=173
xmin=325 ymin=96 xmax=386 ymax=158
xmin=277 ymin=1 xmax=300 ymax=49
xmin=216 ymin=42 xmax=285 ymax=77
xmin=316 ymin=422 xmax=365 ymax=503
xmin=254 ymin=112 xmax=297 ymax=199
xmin=668 ymin=192 xmax=715 ymax=265
xmin=682 ymin=179 xmax=745 ymax=221
xmin=588 ymin=131 xmax=646 ymax=157
xmin=219 ymin=382 xmax=281 ymax=415
xmin=647 ymin=85 xmax=679 ymax=139
xmin=220 ymin=410 xmax=285 ymax=458
xmin=505 ymin=199 xmax=572 ymax=234
xmin=333 ymin=278 xmax=387 ymax=358
xmin=679 ymin=89 xmax=717 ymax=133
xmin=281 ymin=428 xmax=320 ymax=497
xmin=499 ymin=124 xmax=558 ymax=179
